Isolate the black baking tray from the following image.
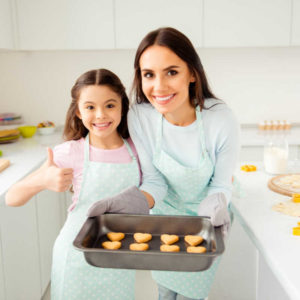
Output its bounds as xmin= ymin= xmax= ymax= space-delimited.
xmin=73 ymin=214 xmax=225 ymax=272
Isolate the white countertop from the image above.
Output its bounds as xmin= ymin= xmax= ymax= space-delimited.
xmin=232 ymin=167 xmax=300 ymax=300
xmin=0 ymin=130 xmax=63 ymax=201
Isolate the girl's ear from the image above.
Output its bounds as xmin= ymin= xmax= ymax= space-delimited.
xmin=190 ymin=72 xmax=196 ymax=83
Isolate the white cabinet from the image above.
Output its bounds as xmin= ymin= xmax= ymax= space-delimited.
xmin=203 ymin=0 xmax=291 ymax=47
xmin=0 ymin=199 xmax=41 ymax=300
xmin=115 ymin=0 xmax=203 ymax=49
xmin=16 ymin=0 xmax=114 ymax=50
xmin=0 ymin=0 xmax=14 ymax=49
xmin=292 ymin=0 xmax=300 ymax=45
xmin=0 ymin=191 xmax=67 ymax=300
xmin=35 ymin=190 xmax=64 ymax=294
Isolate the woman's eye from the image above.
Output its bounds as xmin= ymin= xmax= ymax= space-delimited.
xmin=143 ymin=72 xmax=153 ymax=78
xmin=168 ymin=70 xmax=178 ymax=76
xmin=86 ymin=105 xmax=94 ymax=110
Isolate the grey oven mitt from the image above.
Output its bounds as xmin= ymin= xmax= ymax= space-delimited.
xmin=197 ymin=192 xmax=231 ymax=237
xmin=87 ymin=186 xmax=149 ymax=217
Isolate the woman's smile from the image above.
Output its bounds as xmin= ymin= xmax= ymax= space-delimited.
xmin=152 ymin=93 xmax=176 ymax=105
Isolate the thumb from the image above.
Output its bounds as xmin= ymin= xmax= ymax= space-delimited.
xmin=46 ymin=147 xmax=56 ymax=166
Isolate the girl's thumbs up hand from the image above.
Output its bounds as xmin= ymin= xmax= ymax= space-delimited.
xmin=40 ymin=148 xmax=74 ymax=192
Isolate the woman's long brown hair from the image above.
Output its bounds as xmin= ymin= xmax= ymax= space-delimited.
xmin=132 ymin=27 xmax=218 ymax=110
xmin=63 ymin=69 xmax=129 ymax=141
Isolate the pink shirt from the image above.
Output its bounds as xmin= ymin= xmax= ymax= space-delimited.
xmin=53 ymin=137 xmax=141 ymax=211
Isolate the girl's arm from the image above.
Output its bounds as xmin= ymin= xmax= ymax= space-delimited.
xmin=5 ymin=148 xmax=73 ymax=207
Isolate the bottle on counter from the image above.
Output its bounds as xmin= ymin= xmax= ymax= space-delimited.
xmin=263 ymin=122 xmax=289 ymax=174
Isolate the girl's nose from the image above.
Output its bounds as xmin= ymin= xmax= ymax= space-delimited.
xmin=96 ymin=108 xmax=105 ymax=119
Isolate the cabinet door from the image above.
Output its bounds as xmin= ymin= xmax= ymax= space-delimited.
xmin=115 ymin=0 xmax=203 ymax=49
xmin=35 ymin=190 xmax=62 ymax=294
xmin=0 ymin=0 xmax=14 ymax=49
xmin=204 ymin=0 xmax=291 ymax=47
xmin=16 ymin=0 xmax=114 ymax=50
xmin=0 ymin=200 xmax=41 ymax=300
xmin=292 ymin=0 xmax=300 ymax=45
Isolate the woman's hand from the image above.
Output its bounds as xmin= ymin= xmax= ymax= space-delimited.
xmin=87 ymin=186 xmax=149 ymax=217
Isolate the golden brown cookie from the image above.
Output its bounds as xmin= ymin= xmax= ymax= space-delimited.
xmin=184 ymin=235 xmax=204 ymax=246
xmin=161 ymin=234 xmax=179 ymax=245
xmin=186 ymin=246 xmax=206 ymax=253
xmin=102 ymin=241 xmax=121 ymax=250
xmin=129 ymin=243 xmax=149 ymax=251
xmin=106 ymin=232 xmax=125 ymax=241
xmin=134 ymin=233 xmax=152 ymax=243
xmin=160 ymin=244 xmax=180 ymax=252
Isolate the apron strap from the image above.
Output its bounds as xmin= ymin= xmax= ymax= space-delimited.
xmin=123 ymin=139 xmax=136 ymax=160
xmin=84 ymin=133 xmax=90 ymax=163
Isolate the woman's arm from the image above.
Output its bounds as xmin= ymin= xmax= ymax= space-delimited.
xmin=5 ymin=148 xmax=73 ymax=207
xmin=127 ymin=105 xmax=168 ymax=207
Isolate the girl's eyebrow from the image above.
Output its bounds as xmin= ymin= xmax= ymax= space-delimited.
xmin=83 ymin=99 xmax=118 ymax=104
xmin=141 ymin=65 xmax=180 ymax=72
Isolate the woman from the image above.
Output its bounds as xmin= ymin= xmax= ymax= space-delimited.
xmin=127 ymin=27 xmax=240 ymax=300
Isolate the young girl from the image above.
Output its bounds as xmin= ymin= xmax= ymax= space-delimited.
xmin=127 ymin=27 xmax=240 ymax=300
xmin=5 ymin=68 xmax=152 ymax=300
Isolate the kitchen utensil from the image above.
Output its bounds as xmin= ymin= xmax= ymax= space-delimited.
xmin=268 ymin=174 xmax=300 ymax=196
xmin=0 ymin=158 xmax=10 ymax=173
xmin=0 ymin=135 xmax=20 ymax=144
xmin=73 ymin=214 xmax=224 ymax=272
xmin=18 ymin=126 xmax=37 ymax=138
xmin=37 ymin=126 xmax=55 ymax=135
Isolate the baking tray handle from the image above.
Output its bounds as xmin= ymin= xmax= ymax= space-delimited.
xmin=73 ymin=217 xmax=95 ymax=250
xmin=214 ymin=226 xmax=225 ymax=255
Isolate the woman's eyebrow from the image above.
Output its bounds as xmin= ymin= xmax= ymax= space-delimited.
xmin=141 ymin=65 xmax=180 ymax=72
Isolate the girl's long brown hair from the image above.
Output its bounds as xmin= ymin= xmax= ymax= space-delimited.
xmin=63 ymin=69 xmax=129 ymax=141
xmin=132 ymin=27 xmax=218 ymax=110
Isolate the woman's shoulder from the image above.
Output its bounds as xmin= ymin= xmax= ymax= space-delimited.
xmin=129 ymin=102 xmax=158 ymax=120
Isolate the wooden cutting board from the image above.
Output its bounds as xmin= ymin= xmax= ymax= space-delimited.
xmin=0 ymin=159 xmax=10 ymax=173
xmin=268 ymin=173 xmax=300 ymax=196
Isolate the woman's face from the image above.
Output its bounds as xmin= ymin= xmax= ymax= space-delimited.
xmin=76 ymin=85 xmax=122 ymax=147
xmin=139 ymin=45 xmax=195 ymax=117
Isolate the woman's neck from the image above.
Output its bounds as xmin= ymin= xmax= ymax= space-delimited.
xmin=89 ymin=132 xmax=124 ymax=149
xmin=163 ymin=104 xmax=196 ymax=127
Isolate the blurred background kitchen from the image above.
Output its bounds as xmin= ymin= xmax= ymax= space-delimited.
xmin=0 ymin=0 xmax=300 ymax=300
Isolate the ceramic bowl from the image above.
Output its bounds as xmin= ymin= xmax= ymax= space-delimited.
xmin=37 ymin=126 xmax=55 ymax=135
xmin=18 ymin=126 xmax=37 ymax=138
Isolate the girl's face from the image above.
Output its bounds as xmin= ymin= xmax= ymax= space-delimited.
xmin=76 ymin=85 xmax=122 ymax=147
xmin=139 ymin=45 xmax=195 ymax=118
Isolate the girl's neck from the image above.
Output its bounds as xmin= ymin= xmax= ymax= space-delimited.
xmin=89 ymin=132 xmax=124 ymax=150
xmin=163 ymin=104 xmax=196 ymax=127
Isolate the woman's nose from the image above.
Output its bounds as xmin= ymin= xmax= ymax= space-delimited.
xmin=153 ymin=75 xmax=167 ymax=91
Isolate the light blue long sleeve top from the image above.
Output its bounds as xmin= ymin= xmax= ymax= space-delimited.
xmin=127 ymin=98 xmax=240 ymax=205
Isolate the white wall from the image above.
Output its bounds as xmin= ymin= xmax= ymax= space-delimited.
xmin=0 ymin=47 xmax=299 ymax=126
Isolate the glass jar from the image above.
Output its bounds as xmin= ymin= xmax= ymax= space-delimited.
xmin=264 ymin=130 xmax=289 ymax=174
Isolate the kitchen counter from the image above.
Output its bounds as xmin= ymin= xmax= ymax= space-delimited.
xmin=0 ymin=130 xmax=63 ymax=201
xmin=232 ymin=167 xmax=300 ymax=300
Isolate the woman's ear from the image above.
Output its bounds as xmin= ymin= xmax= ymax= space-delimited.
xmin=75 ymin=109 xmax=81 ymax=119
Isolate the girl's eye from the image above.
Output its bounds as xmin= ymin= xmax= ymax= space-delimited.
xmin=143 ymin=72 xmax=153 ymax=78
xmin=167 ymin=70 xmax=178 ymax=76
xmin=107 ymin=104 xmax=115 ymax=109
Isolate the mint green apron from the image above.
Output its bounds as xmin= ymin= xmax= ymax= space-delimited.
xmin=51 ymin=134 xmax=139 ymax=300
xmin=151 ymin=107 xmax=220 ymax=299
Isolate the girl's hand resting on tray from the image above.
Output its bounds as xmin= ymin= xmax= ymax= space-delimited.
xmin=197 ymin=192 xmax=231 ymax=237
xmin=87 ymin=186 xmax=149 ymax=217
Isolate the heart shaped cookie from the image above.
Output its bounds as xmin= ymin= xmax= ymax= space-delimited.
xmin=102 ymin=241 xmax=121 ymax=250
xmin=129 ymin=243 xmax=149 ymax=251
xmin=134 ymin=233 xmax=152 ymax=243
xmin=186 ymin=246 xmax=206 ymax=254
xmin=161 ymin=234 xmax=179 ymax=245
xmin=160 ymin=244 xmax=180 ymax=252
xmin=106 ymin=232 xmax=125 ymax=241
xmin=184 ymin=235 xmax=204 ymax=246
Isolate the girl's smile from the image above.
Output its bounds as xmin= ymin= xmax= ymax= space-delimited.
xmin=76 ymin=85 xmax=123 ymax=149
xmin=139 ymin=45 xmax=196 ymax=126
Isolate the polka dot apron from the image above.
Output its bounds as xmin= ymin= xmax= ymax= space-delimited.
xmin=151 ymin=107 xmax=220 ymax=299
xmin=51 ymin=134 xmax=139 ymax=300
